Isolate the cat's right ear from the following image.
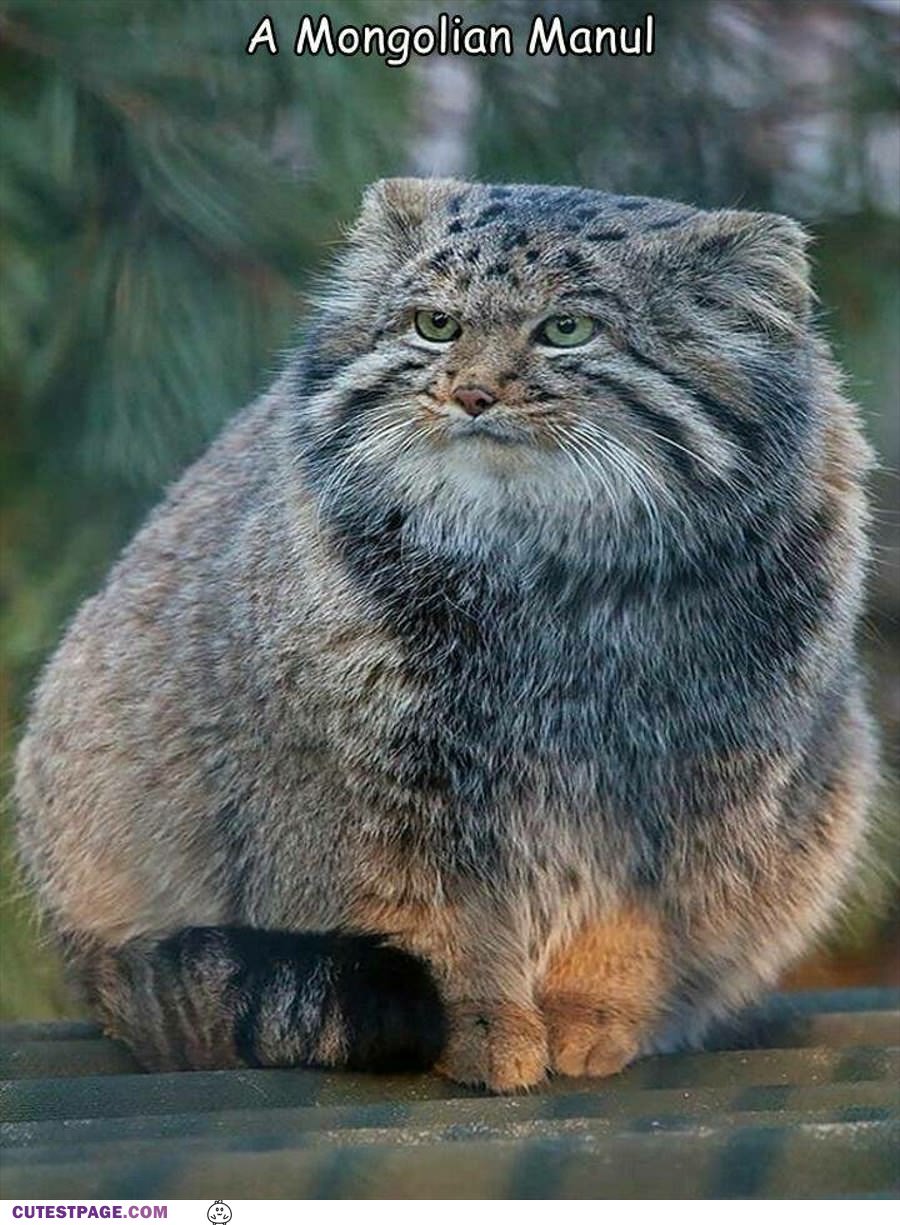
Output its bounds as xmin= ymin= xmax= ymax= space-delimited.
xmin=641 ymin=210 xmax=814 ymax=338
xmin=351 ymin=178 xmax=465 ymax=248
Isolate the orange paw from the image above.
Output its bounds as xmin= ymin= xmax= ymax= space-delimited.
xmin=435 ymin=1000 xmax=549 ymax=1092
xmin=543 ymin=997 xmax=639 ymax=1080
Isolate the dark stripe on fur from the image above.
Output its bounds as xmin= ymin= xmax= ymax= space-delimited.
xmin=575 ymin=286 xmax=629 ymax=314
xmin=587 ymin=371 xmax=701 ymax=483
xmin=585 ymin=228 xmax=628 ymax=242
xmin=623 ymin=344 xmax=765 ymax=453
xmin=341 ymin=379 xmax=396 ymax=423
xmin=295 ymin=330 xmax=353 ymax=398
xmin=337 ymin=360 xmax=426 ymax=424
xmin=297 ymin=363 xmax=423 ymax=477
xmin=85 ymin=926 xmax=445 ymax=1074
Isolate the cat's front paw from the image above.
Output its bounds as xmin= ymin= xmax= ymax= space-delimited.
xmin=543 ymin=995 xmax=639 ymax=1079
xmin=435 ymin=1001 xmax=548 ymax=1092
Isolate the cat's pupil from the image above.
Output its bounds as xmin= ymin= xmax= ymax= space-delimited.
xmin=556 ymin=316 xmax=576 ymax=334
xmin=431 ymin=312 xmax=448 ymax=329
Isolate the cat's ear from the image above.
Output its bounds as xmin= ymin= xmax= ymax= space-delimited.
xmin=646 ymin=210 xmax=813 ymax=337
xmin=351 ymin=178 xmax=465 ymax=247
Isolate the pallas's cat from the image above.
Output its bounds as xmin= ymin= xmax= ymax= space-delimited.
xmin=15 ymin=180 xmax=875 ymax=1090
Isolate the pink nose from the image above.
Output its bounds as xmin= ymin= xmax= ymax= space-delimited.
xmin=453 ymin=385 xmax=497 ymax=417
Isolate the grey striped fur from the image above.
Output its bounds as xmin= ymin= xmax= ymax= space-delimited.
xmin=14 ymin=179 xmax=877 ymax=1089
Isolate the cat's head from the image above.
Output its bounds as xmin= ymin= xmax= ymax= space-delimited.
xmin=296 ymin=178 xmax=816 ymax=557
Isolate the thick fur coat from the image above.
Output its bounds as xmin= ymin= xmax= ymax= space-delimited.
xmin=15 ymin=179 xmax=876 ymax=1089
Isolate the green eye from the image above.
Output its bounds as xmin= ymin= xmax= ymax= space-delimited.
xmin=414 ymin=309 xmax=462 ymax=342
xmin=539 ymin=314 xmax=595 ymax=347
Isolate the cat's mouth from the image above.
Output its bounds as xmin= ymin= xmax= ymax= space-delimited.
xmin=444 ymin=415 xmax=527 ymax=445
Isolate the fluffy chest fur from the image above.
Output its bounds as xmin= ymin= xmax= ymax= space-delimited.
xmin=309 ymin=477 xmax=845 ymax=890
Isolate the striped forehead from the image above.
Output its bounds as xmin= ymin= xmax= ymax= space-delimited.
xmin=395 ymin=185 xmax=698 ymax=318
xmin=440 ymin=185 xmax=697 ymax=241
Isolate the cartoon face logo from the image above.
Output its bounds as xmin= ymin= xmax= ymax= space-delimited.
xmin=207 ymin=1204 xmax=232 ymax=1224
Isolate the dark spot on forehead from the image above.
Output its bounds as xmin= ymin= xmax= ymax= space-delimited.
xmin=575 ymin=206 xmax=598 ymax=221
xmin=475 ymin=203 xmax=507 ymax=225
xmin=447 ymin=218 xmax=464 ymax=234
xmin=646 ymin=217 xmax=686 ymax=231
xmin=427 ymin=247 xmax=452 ymax=270
xmin=617 ymin=197 xmax=649 ymax=211
xmin=464 ymin=244 xmax=481 ymax=263
xmin=524 ymin=249 xmax=540 ymax=264
xmin=586 ymin=227 xmax=628 ymax=242
xmin=561 ymin=249 xmax=591 ymax=276
xmin=501 ymin=228 xmax=529 ymax=250
xmin=448 ymin=194 xmax=464 ymax=215
xmin=485 ymin=260 xmax=510 ymax=278
xmin=489 ymin=186 xmax=513 ymax=199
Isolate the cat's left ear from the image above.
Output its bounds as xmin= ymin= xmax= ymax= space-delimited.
xmin=351 ymin=178 xmax=466 ymax=248
xmin=645 ymin=210 xmax=814 ymax=337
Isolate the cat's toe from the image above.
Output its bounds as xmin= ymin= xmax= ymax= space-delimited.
xmin=545 ymin=998 xmax=639 ymax=1079
xmin=436 ymin=1001 xmax=548 ymax=1092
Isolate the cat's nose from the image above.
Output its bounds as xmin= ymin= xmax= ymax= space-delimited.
xmin=453 ymin=385 xmax=497 ymax=417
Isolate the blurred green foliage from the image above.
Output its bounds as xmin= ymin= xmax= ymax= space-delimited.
xmin=1 ymin=0 xmax=898 ymax=1017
